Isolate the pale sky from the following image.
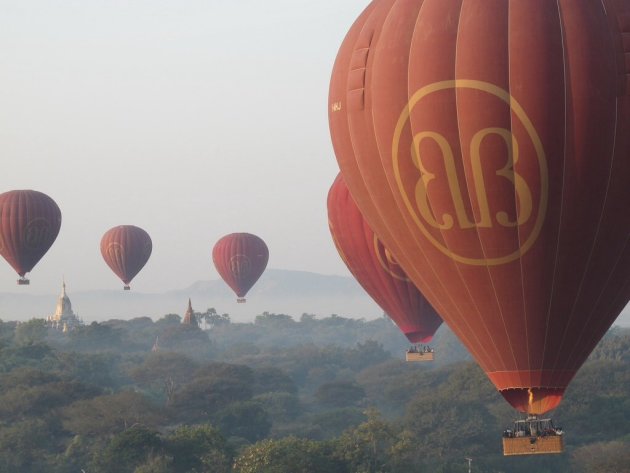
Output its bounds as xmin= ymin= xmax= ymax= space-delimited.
xmin=1 ymin=0 xmax=628 ymax=328
xmin=0 ymin=0 xmax=370 ymax=294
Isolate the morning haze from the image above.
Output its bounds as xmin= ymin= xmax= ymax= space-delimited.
xmin=0 ymin=0 xmax=370 ymax=295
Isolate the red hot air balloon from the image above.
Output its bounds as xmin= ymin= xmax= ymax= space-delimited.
xmin=0 ymin=190 xmax=62 ymax=285
xmin=328 ymin=173 xmax=442 ymax=344
xmin=100 ymin=225 xmax=152 ymax=290
xmin=212 ymin=233 xmax=269 ymax=303
xmin=329 ymin=0 xmax=630 ymax=418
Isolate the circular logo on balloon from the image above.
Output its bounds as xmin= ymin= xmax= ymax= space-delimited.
xmin=105 ymin=242 xmax=124 ymax=261
xmin=373 ymin=235 xmax=409 ymax=281
xmin=23 ymin=218 xmax=52 ymax=250
xmin=230 ymin=254 xmax=251 ymax=277
xmin=392 ymin=80 xmax=548 ymax=266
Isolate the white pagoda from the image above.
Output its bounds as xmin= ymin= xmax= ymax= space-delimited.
xmin=47 ymin=280 xmax=84 ymax=332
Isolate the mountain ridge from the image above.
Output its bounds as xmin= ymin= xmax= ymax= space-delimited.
xmin=0 ymin=269 xmax=382 ymax=323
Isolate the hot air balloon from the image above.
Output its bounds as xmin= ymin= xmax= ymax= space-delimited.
xmin=0 ymin=190 xmax=62 ymax=285
xmin=329 ymin=0 xmax=630 ymax=454
xmin=100 ymin=225 xmax=152 ymax=290
xmin=212 ymin=233 xmax=268 ymax=303
xmin=328 ymin=173 xmax=442 ymax=358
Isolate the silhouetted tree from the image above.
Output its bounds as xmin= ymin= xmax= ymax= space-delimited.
xmin=201 ymin=308 xmax=230 ymax=329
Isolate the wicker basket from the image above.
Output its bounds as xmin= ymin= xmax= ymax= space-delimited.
xmin=503 ymin=435 xmax=564 ymax=456
xmin=406 ymin=352 xmax=434 ymax=362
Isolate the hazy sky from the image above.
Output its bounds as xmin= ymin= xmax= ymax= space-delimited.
xmin=0 ymin=0 xmax=371 ymax=294
xmin=1 ymin=1 xmax=628 ymax=327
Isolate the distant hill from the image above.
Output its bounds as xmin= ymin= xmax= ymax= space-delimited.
xmin=0 ymin=269 xmax=383 ymax=323
xmin=2 ymin=268 xmax=628 ymax=326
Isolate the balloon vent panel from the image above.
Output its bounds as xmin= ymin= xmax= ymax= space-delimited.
xmin=347 ymin=30 xmax=373 ymax=111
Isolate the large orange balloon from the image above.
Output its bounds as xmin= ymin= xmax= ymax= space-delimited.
xmin=100 ymin=225 xmax=152 ymax=290
xmin=329 ymin=0 xmax=630 ymax=415
xmin=0 ymin=190 xmax=62 ymax=284
xmin=328 ymin=173 xmax=442 ymax=343
xmin=212 ymin=233 xmax=269 ymax=303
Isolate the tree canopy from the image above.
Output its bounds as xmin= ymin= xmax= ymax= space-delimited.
xmin=0 ymin=314 xmax=626 ymax=473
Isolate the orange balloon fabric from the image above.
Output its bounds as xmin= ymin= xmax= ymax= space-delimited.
xmin=212 ymin=233 xmax=269 ymax=302
xmin=0 ymin=190 xmax=62 ymax=280
xmin=328 ymin=173 xmax=442 ymax=343
xmin=100 ymin=225 xmax=152 ymax=290
xmin=329 ymin=0 xmax=630 ymax=414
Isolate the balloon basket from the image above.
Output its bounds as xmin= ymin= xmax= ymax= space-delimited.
xmin=405 ymin=352 xmax=434 ymax=362
xmin=406 ymin=346 xmax=434 ymax=362
xmin=502 ymin=416 xmax=564 ymax=455
xmin=17 ymin=278 xmax=30 ymax=285
xmin=236 ymin=298 xmax=246 ymax=303
xmin=123 ymin=285 xmax=131 ymax=291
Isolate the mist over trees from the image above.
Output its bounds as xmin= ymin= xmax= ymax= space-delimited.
xmin=0 ymin=311 xmax=628 ymax=473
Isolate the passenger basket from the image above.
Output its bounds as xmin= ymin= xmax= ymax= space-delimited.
xmin=502 ymin=416 xmax=564 ymax=455
xmin=406 ymin=351 xmax=434 ymax=362
xmin=503 ymin=435 xmax=564 ymax=455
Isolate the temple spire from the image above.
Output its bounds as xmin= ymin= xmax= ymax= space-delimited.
xmin=48 ymin=278 xmax=83 ymax=332
xmin=182 ymin=298 xmax=198 ymax=327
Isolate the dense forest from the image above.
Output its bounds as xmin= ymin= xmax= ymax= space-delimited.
xmin=0 ymin=309 xmax=628 ymax=473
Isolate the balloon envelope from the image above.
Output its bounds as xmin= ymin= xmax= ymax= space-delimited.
xmin=329 ymin=0 xmax=630 ymax=414
xmin=100 ymin=225 xmax=152 ymax=289
xmin=328 ymin=173 xmax=442 ymax=343
xmin=0 ymin=190 xmax=62 ymax=281
xmin=212 ymin=233 xmax=269 ymax=301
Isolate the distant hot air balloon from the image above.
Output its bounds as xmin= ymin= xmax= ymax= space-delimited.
xmin=100 ymin=225 xmax=152 ymax=290
xmin=328 ymin=173 xmax=442 ymax=345
xmin=0 ymin=190 xmax=62 ymax=285
xmin=329 ymin=0 xmax=630 ymax=422
xmin=212 ymin=233 xmax=268 ymax=303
